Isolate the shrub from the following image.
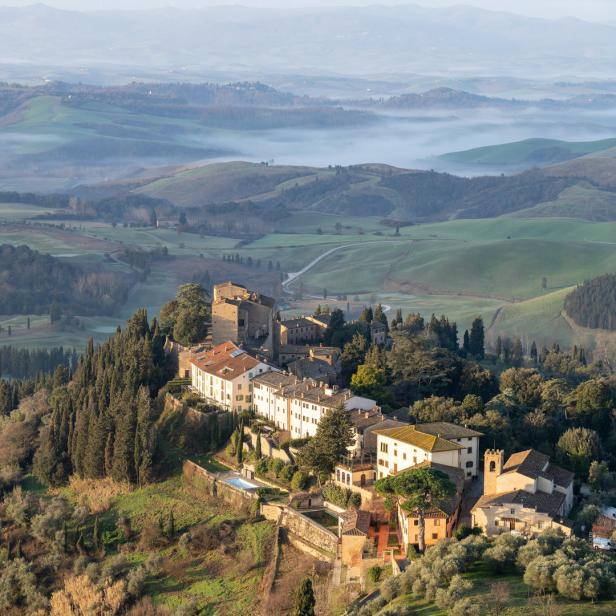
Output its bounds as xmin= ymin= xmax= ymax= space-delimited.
xmin=291 ymin=470 xmax=309 ymax=491
xmin=279 ymin=464 xmax=296 ymax=482
xmin=269 ymin=458 xmax=285 ymax=477
xmin=322 ymin=482 xmax=360 ymax=509
xmin=255 ymin=457 xmax=269 ymax=475
xmin=454 ymin=525 xmax=482 ymax=541
xmin=126 ymin=566 xmax=147 ymax=598
xmin=367 ymin=565 xmax=382 ymax=584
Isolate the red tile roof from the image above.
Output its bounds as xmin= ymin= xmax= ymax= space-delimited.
xmin=190 ymin=341 xmax=262 ymax=381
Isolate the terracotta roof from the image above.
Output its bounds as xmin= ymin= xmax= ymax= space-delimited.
xmin=473 ymin=489 xmax=566 ymax=518
xmin=415 ymin=422 xmax=483 ymax=439
xmin=592 ymin=515 xmax=616 ymax=538
xmin=375 ymin=425 xmax=463 ymax=452
xmin=340 ymin=510 xmax=371 ymax=536
xmin=191 ymin=341 xmax=263 ymax=381
xmin=348 ymin=408 xmax=384 ymax=431
xmin=503 ymin=449 xmax=573 ymax=488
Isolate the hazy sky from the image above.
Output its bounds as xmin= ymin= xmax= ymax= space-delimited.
xmin=4 ymin=0 xmax=616 ymax=22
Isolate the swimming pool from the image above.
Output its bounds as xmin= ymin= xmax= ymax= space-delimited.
xmin=224 ymin=476 xmax=259 ymax=491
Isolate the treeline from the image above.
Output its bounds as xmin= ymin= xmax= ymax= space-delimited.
xmin=0 ymin=191 xmax=70 ymax=209
xmin=0 ymin=366 xmax=70 ymax=416
xmin=0 ymin=345 xmax=77 ymax=379
xmin=565 ymin=273 xmax=616 ymax=331
xmin=0 ymin=244 xmax=131 ymax=316
xmin=34 ymin=309 xmax=174 ymax=486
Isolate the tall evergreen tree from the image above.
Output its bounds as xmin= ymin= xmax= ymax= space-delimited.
xmin=469 ymin=317 xmax=485 ymax=359
xmin=293 ymin=578 xmax=316 ymax=616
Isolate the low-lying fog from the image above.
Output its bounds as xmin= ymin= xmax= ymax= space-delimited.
xmin=2 ymin=106 xmax=616 ymax=192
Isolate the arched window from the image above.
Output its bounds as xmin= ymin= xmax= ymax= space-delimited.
xmin=489 ymin=461 xmax=496 ymax=472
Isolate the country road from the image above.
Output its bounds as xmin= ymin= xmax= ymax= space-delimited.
xmin=282 ymin=240 xmax=411 ymax=313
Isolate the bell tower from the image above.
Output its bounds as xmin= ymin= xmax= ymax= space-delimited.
xmin=484 ymin=449 xmax=504 ymax=496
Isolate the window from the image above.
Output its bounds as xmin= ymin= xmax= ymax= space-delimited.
xmin=237 ymin=384 xmax=242 ymax=390
xmin=380 ymin=443 xmax=388 ymax=453
xmin=413 ymin=519 xmax=418 ymax=526
xmin=494 ymin=520 xmax=499 ymax=527
xmin=403 ymin=453 xmax=407 ymax=460
xmin=434 ymin=519 xmax=440 ymax=526
xmin=537 ymin=521 xmax=543 ymax=529
xmin=510 ymin=509 xmax=515 ymax=515
xmin=465 ymin=461 xmax=473 ymax=468
xmin=467 ymin=447 xmax=472 ymax=453
xmin=489 ymin=461 xmax=496 ymax=472
xmin=432 ymin=533 xmax=438 ymax=540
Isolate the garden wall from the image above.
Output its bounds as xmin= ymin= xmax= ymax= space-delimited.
xmin=183 ymin=460 xmax=257 ymax=514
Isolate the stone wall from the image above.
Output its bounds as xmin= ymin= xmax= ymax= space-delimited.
xmin=183 ymin=460 xmax=257 ymax=515
xmin=248 ymin=431 xmax=293 ymax=464
xmin=281 ymin=507 xmax=338 ymax=558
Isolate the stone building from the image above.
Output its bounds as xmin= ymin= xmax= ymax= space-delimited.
xmin=472 ymin=449 xmax=574 ymax=537
xmin=211 ymin=282 xmax=275 ymax=347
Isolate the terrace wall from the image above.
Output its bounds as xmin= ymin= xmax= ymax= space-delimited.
xmin=183 ymin=460 xmax=257 ymax=514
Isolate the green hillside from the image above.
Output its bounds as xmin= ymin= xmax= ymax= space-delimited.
xmin=441 ymin=137 xmax=616 ymax=166
xmin=508 ymin=183 xmax=616 ymax=221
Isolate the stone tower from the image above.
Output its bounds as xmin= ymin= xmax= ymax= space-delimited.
xmin=484 ymin=449 xmax=504 ymax=496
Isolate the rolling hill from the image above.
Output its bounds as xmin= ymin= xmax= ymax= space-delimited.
xmin=441 ymin=137 xmax=616 ymax=167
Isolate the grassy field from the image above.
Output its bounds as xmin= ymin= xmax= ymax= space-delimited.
xmin=53 ymin=473 xmax=275 ymax=616
xmin=1 ymin=213 xmax=615 ymax=352
xmin=509 ymin=183 xmax=616 ymax=221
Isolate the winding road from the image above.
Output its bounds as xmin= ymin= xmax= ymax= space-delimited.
xmin=282 ymin=240 xmax=411 ymax=313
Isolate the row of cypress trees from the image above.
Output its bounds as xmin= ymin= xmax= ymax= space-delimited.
xmin=34 ymin=309 xmax=174 ymax=487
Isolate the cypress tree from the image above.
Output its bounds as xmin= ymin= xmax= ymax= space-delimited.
xmin=495 ymin=336 xmax=502 ymax=360
xmin=255 ymin=429 xmax=262 ymax=459
xmin=294 ymin=578 xmax=316 ymax=616
xmin=530 ymin=341 xmax=538 ymax=364
xmin=236 ymin=423 xmax=244 ymax=465
xmin=165 ymin=511 xmax=175 ymax=539
xmin=462 ymin=330 xmax=470 ymax=354
xmin=92 ymin=517 xmax=100 ymax=551
xmin=469 ymin=317 xmax=485 ymax=359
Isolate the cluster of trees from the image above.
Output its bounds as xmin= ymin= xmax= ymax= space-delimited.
xmin=34 ymin=309 xmax=174 ymax=487
xmin=349 ymin=530 xmax=616 ymax=616
xmin=119 ymin=245 xmax=169 ymax=274
xmin=0 ymin=345 xmax=77 ymax=380
xmin=565 ymin=273 xmax=616 ymax=331
xmin=0 ymin=244 xmax=131 ymax=317
xmin=159 ymin=283 xmax=210 ymax=347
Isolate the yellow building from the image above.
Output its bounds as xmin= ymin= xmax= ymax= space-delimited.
xmin=397 ymin=461 xmax=465 ymax=550
xmin=472 ymin=449 xmax=574 ymax=537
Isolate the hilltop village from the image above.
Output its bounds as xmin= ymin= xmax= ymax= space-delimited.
xmin=167 ymin=281 xmax=609 ymax=592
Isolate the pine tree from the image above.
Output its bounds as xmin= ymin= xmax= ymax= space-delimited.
xmin=293 ymin=578 xmax=316 ymax=616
